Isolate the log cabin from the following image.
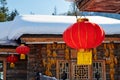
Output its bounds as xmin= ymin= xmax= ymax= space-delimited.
xmin=0 ymin=15 xmax=120 ymax=80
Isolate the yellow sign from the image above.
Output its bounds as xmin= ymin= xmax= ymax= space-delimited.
xmin=77 ymin=50 xmax=92 ymax=65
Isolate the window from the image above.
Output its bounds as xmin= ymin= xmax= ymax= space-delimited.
xmin=0 ymin=58 xmax=6 ymax=80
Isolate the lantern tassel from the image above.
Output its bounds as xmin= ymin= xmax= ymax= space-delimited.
xmin=20 ymin=54 xmax=26 ymax=59
xmin=10 ymin=63 xmax=15 ymax=68
xmin=77 ymin=49 xmax=92 ymax=65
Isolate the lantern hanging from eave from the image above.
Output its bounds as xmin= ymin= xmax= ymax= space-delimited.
xmin=7 ymin=54 xmax=18 ymax=68
xmin=63 ymin=18 xmax=105 ymax=65
xmin=16 ymin=44 xmax=30 ymax=59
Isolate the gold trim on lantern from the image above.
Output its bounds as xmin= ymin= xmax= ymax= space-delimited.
xmin=10 ymin=62 xmax=15 ymax=68
xmin=21 ymin=44 xmax=25 ymax=46
xmin=77 ymin=18 xmax=89 ymax=22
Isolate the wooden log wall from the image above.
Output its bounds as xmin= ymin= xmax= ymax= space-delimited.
xmin=27 ymin=43 xmax=70 ymax=80
xmin=97 ymin=43 xmax=120 ymax=80
xmin=0 ymin=48 xmax=27 ymax=80
xmin=26 ymin=43 xmax=120 ymax=80
xmin=6 ymin=58 xmax=27 ymax=80
xmin=0 ymin=35 xmax=120 ymax=80
xmin=0 ymin=43 xmax=119 ymax=80
xmin=27 ymin=44 xmax=43 ymax=80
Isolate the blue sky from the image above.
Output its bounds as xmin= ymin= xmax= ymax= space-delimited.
xmin=7 ymin=0 xmax=72 ymax=15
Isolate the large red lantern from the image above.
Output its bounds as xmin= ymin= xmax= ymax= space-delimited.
xmin=7 ymin=54 xmax=18 ymax=68
xmin=63 ymin=18 xmax=105 ymax=65
xmin=16 ymin=44 xmax=30 ymax=59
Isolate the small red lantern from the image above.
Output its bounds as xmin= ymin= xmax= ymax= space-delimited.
xmin=63 ymin=18 xmax=105 ymax=65
xmin=16 ymin=44 xmax=30 ymax=59
xmin=7 ymin=54 xmax=18 ymax=68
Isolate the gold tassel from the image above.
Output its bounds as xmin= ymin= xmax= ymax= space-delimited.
xmin=77 ymin=49 xmax=92 ymax=65
xmin=20 ymin=54 xmax=25 ymax=59
xmin=10 ymin=63 xmax=15 ymax=68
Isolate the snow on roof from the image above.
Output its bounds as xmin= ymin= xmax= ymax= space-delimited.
xmin=0 ymin=15 xmax=120 ymax=43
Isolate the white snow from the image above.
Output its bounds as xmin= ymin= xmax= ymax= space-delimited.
xmin=0 ymin=15 xmax=120 ymax=44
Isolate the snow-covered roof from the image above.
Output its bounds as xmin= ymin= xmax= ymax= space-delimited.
xmin=0 ymin=15 xmax=120 ymax=44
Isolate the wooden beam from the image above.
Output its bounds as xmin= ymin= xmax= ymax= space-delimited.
xmin=21 ymin=36 xmax=120 ymax=44
xmin=0 ymin=48 xmax=16 ymax=53
xmin=21 ymin=37 xmax=64 ymax=43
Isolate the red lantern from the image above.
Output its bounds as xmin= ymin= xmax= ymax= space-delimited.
xmin=63 ymin=18 xmax=105 ymax=65
xmin=16 ymin=44 xmax=30 ymax=59
xmin=7 ymin=54 xmax=18 ymax=68
xmin=63 ymin=19 xmax=105 ymax=49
